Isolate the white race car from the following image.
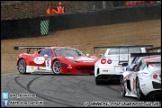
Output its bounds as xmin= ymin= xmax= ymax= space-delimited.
xmin=120 ymin=53 xmax=161 ymax=100
xmin=94 ymin=45 xmax=153 ymax=85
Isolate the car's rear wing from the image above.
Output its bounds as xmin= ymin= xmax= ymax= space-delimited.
xmin=147 ymin=62 xmax=161 ymax=67
xmin=146 ymin=47 xmax=161 ymax=52
xmin=131 ymin=52 xmax=161 ymax=57
xmin=14 ymin=46 xmax=50 ymax=53
xmin=93 ymin=45 xmax=153 ymax=54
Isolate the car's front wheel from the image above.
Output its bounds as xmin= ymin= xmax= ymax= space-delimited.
xmin=18 ymin=59 xmax=26 ymax=74
xmin=120 ymin=76 xmax=126 ymax=97
xmin=52 ymin=60 xmax=61 ymax=74
xmin=136 ymin=79 xmax=145 ymax=101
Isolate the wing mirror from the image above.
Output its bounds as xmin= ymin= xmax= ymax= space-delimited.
xmin=127 ymin=66 xmax=134 ymax=71
xmin=86 ymin=54 xmax=90 ymax=57
xmin=127 ymin=64 xmax=137 ymax=71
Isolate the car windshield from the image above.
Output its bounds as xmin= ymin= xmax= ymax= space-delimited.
xmin=54 ymin=48 xmax=85 ymax=57
xmin=108 ymin=47 xmax=141 ymax=55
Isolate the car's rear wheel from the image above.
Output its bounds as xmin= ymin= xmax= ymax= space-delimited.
xmin=120 ymin=76 xmax=126 ymax=97
xmin=136 ymin=79 xmax=145 ymax=101
xmin=52 ymin=60 xmax=61 ymax=74
xmin=95 ymin=78 xmax=102 ymax=85
xmin=18 ymin=59 xmax=26 ymax=74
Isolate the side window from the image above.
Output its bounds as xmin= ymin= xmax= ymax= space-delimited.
xmin=108 ymin=48 xmax=119 ymax=55
xmin=134 ymin=60 xmax=142 ymax=71
xmin=46 ymin=49 xmax=53 ymax=57
xmin=120 ymin=48 xmax=128 ymax=54
xmin=39 ymin=49 xmax=53 ymax=56
xmin=129 ymin=47 xmax=141 ymax=53
xmin=137 ymin=61 xmax=143 ymax=71
xmin=108 ymin=48 xmax=130 ymax=54
xmin=139 ymin=61 xmax=146 ymax=70
xmin=39 ymin=50 xmax=46 ymax=56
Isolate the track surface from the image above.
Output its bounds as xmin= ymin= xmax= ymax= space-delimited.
xmin=1 ymin=73 xmax=161 ymax=107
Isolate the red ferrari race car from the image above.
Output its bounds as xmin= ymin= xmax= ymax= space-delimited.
xmin=14 ymin=46 xmax=99 ymax=75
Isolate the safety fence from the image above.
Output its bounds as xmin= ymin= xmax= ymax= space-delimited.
xmin=1 ymin=4 xmax=161 ymax=39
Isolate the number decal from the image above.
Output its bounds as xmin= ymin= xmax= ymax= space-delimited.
xmin=47 ymin=60 xmax=49 ymax=67
xmin=46 ymin=59 xmax=51 ymax=69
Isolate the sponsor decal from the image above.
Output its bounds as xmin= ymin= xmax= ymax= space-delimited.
xmin=31 ymin=66 xmax=34 ymax=70
xmin=141 ymin=84 xmax=146 ymax=87
xmin=140 ymin=72 xmax=148 ymax=74
xmin=103 ymin=70 xmax=108 ymax=72
xmin=33 ymin=57 xmax=45 ymax=64
xmin=67 ymin=65 xmax=72 ymax=69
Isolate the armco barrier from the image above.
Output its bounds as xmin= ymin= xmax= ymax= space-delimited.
xmin=1 ymin=17 xmax=40 ymax=39
xmin=1 ymin=4 xmax=161 ymax=39
xmin=49 ymin=5 xmax=161 ymax=32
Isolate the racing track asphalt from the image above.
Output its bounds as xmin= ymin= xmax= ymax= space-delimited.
xmin=1 ymin=72 xmax=161 ymax=107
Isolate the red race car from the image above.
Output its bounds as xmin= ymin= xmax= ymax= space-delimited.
xmin=14 ymin=46 xmax=99 ymax=75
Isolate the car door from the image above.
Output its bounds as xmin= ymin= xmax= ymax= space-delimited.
xmin=44 ymin=49 xmax=53 ymax=70
xmin=129 ymin=60 xmax=143 ymax=92
xmin=39 ymin=49 xmax=53 ymax=71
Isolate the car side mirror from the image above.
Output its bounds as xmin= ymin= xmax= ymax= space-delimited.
xmin=127 ymin=64 xmax=136 ymax=71
xmin=127 ymin=67 xmax=134 ymax=71
xmin=86 ymin=54 xmax=90 ymax=57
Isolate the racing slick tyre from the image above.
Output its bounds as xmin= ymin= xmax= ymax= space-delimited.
xmin=52 ymin=60 xmax=61 ymax=74
xmin=95 ymin=78 xmax=102 ymax=85
xmin=18 ymin=59 xmax=27 ymax=74
xmin=120 ymin=76 xmax=126 ymax=97
xmin=136 ymin=79 xmax=145 ymax=101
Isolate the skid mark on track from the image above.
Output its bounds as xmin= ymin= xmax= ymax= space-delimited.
xmin=14 ymin=75 xmax=76 ymax=107
xmin=27 ymin=76 xmax=78 ymax=106
xmin=61 ymin=76 xmax=114 ymax=101
xmin=2 ymin=77 xmax=17 ymax=94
